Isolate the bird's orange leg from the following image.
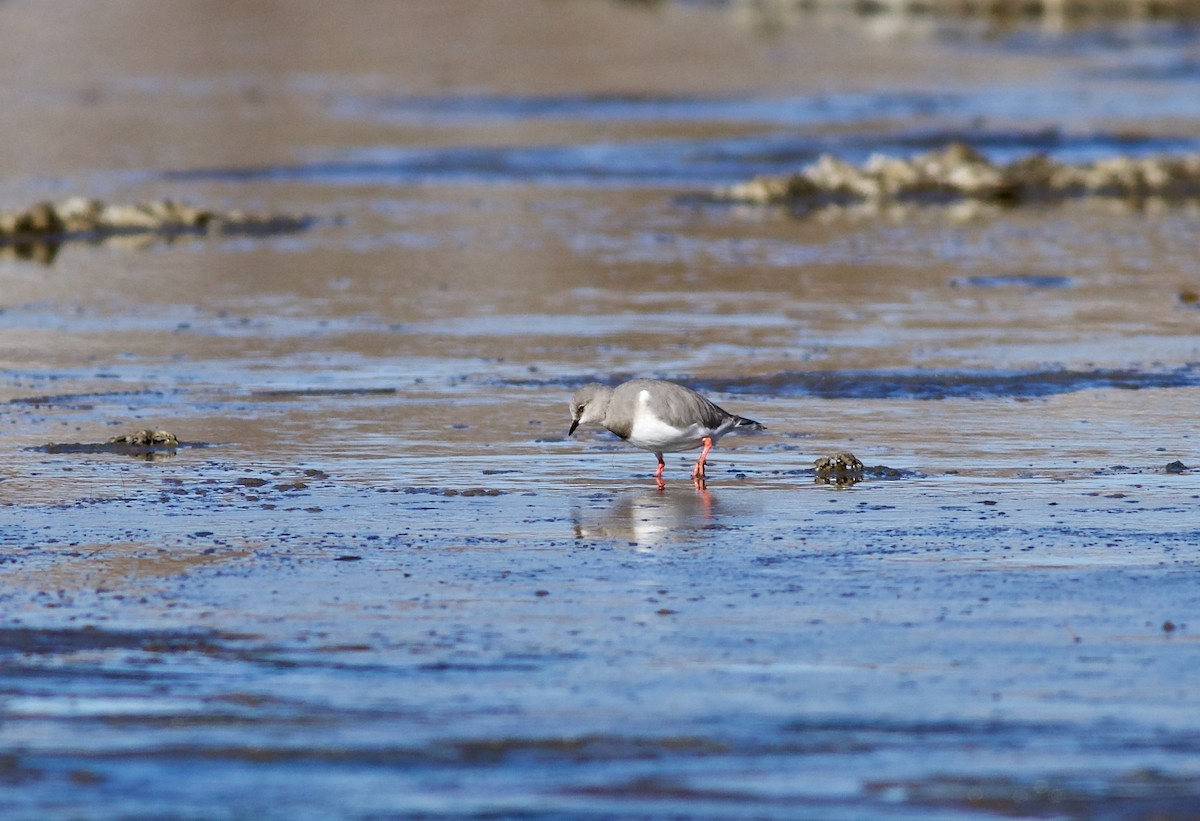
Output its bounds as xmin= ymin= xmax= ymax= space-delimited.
xmin=654 ymin=452 xmax=667 ymax=490
xmin=692 ymin=437 xmax=713 ymax=488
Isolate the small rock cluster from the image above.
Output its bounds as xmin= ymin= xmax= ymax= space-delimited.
xmin=39 ymin=429 xmax=182 ymax=459
xmin=715 ymin=143 xmax=1200 ymax=208
xmin=108 ymin=430 xmax=180 ymax=447
xmin=814 ymin=452 xmax=865 ymax=485
xmin=0 ymin=197 xmax=313 ymax=241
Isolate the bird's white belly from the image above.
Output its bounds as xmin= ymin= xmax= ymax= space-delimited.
xmin=627 ymin=408 xmax=707 ymax=452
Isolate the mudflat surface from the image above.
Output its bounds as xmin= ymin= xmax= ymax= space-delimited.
xmin=2 ymin=1 xmax=1200 ymax=817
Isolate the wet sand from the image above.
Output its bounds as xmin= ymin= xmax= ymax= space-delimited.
xmin=2 ymin=1 xmax=1200 ymax=817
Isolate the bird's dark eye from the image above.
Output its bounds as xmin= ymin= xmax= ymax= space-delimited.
xmin=574 ymin=405 xmax=584 ymax=414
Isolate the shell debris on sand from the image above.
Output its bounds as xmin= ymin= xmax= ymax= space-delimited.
xmin=0 ymin=198 xmax=316 ymax=242
xmin=107 ymin=430 xmax=180 ymax=447
xmin=815 ymin=451 xmax=866 ymax=485
xmin=715 ymin=143 xmax=1200 ymax=209
xmin=37 ymin=429 xmax=184 ymax=459
xmin=714 ymin=0 xmax=1200 ymax=38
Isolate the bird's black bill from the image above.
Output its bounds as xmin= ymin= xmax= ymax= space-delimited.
xmin=568 ymin=419 xmax=579 ymax=436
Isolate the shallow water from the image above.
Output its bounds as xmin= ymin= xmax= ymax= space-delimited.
xmin=2 ymin=1 xmax=1200 ymax=818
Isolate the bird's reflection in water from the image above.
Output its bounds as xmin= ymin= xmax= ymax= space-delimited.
xmin=572 ymin=485 xmax=718 ymax=549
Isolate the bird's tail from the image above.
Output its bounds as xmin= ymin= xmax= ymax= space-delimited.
xmin=733 ymin=415 xmax=765 ymax=432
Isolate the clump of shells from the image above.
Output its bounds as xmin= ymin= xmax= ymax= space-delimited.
xmin=108 ymin=430 xmax=180 ymax=447
xmin=814 ymin=452 xmax=865 ymax=485
xmin=715 ymin=143 xmax=1200 ymax=207
xmin=0 ymin=197 xmax=313 ymax=240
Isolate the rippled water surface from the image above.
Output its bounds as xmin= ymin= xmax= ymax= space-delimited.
xmin=2 ymin=1 xmax=1200 ymax=818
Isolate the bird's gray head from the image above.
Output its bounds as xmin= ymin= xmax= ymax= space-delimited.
xmin=567 ymin=383 xmax=613 ymax=436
